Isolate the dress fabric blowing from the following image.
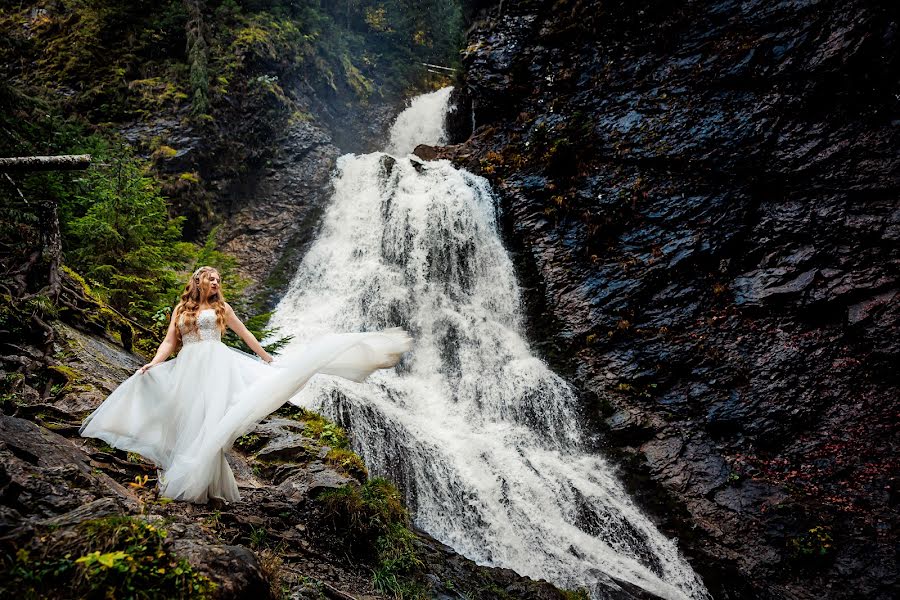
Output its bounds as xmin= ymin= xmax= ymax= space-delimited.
xmin=80 ymin=309 xmax=411 ymax=503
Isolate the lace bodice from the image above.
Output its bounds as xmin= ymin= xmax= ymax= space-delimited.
xmin=179 ymin=309 xmax=221 ymax=345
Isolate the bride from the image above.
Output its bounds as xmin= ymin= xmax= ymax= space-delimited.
xmin=80 ymin=266 xmax=411 ymax=503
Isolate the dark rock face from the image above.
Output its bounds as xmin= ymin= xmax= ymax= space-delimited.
xmin=441 ymin=1 xmax=899 ymax=598
xmin=117 ymin=71 xmax=402 ymax=307
xmin=218 ymin=119 xmax=341 ymax=304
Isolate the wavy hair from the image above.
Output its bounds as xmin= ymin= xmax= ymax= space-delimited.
xmin=173 ymin=266 xmax=227 ymax=341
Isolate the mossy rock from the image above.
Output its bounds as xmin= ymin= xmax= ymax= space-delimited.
xmin=1 ymin=515 xmax=215 ymax=599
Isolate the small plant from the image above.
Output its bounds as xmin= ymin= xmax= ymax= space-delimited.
xmin=2 ymin=516 xmax=214 ymax=598
xmin=127 ymin=452 xmax=146 ymax=464
xmin=127 ymin=474 xmax=151 ymax=489
xmin=234 ymin=432 xmax=262 ymax=451
xmin=372 ymin=522 xmax=426 ymax=598
xmin=300 ymin=411 xmax=350 ymax=449
xmin=326 ymin=447 xmax=368 ymax=480
xmin=318 ymin=423 xmax=346 ymax=448
xmin=248 ymin=525 xmax=268 ymax=548
xmin=788 ymin=525 xmax=833 ymax=559
xmin=202 ymin=509 xmax=221 ymax=529
xmin=319 ymin=478 xmax=425 ymax=597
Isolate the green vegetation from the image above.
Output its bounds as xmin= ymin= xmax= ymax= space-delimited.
xmin=0 ymin=0 xmax=465 ymax=362
xmin=248 ymin=524 xmax=269 ymax=549
xmin=267 ymin=405 xmax=368 ymax=478
xmin=63 ymin=152 xmax=193 ymax=328
xmin=234 ymin=431 xmax=263 ymax=451
xmin=326 ymin=446 xmax=369 ymax=480
xmin=788 ymin=525 xmax=833 ymax=560
xmin=319 ymin=477 xmax=426 ymax=598
xmin=1 ymin=516 xmax=214 ymax=599
xmin=276 ymin=404 xmax=351 ymax=448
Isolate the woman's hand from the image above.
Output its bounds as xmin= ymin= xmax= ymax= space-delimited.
xmin=260 ymin=352 xmax=274 ymax=365
xmin=137 ymin=362 xmax=157 ymax=374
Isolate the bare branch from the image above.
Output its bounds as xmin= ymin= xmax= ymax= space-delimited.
xmin=2 ymin=172 xmax=27 ymax=204
xmin=0 ymin=154 xmax=92 ymax=172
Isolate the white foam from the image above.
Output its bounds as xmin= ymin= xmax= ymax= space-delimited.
xmin=271 ymin=89 xmax=710 ymax=600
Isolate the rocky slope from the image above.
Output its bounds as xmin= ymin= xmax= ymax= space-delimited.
xmin=0 ymin=322 xmax=573 ymax=599
xmin=427 ymin=1 xmax=898 ymax=598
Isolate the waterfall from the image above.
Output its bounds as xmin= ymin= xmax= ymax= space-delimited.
xmin=270 ymin=88 xmax=711 ymax=600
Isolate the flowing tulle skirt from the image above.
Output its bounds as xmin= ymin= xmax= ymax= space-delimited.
xmin=80 ymin=328 xmax=412 ymax=503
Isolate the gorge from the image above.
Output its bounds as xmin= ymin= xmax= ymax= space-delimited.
xmin=1 ymin=1 xmax=896 ymax=599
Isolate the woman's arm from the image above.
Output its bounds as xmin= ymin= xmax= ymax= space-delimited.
xmin=224 ymin=303 xmax=274 ymax=363
xmin=139 ymin=308 xmax=180 ymax=374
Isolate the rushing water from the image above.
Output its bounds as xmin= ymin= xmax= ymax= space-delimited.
xmin=270 ymin=89 xmax=710 ymax=600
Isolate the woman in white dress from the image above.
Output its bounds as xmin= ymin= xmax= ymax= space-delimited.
xmin=80 ymin=266 xmax=411 ymax=503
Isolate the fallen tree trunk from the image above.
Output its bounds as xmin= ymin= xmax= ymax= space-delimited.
xmin=0 ymin=154 xmax=92 ymax=172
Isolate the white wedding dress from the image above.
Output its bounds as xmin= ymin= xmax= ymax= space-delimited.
xmin=80 ymin=308 xmax=411 ymax=503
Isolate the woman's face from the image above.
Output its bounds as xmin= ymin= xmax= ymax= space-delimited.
xmin=202 ymin=271 xmax=221 ymax=300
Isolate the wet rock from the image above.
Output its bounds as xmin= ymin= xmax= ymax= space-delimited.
xmin=277 ymin=465 xmax=353 ymax=501
xmin=255 ymin=432 xmax=318 ymax=463
xmin=732 ymin=268 xmax=818 ymax=306
xmin=714 ymin=481 xmax=788 ymax=515
xmin=0 ymin=414 xmax=138 ymax=520
xmin=219 ymin=119 xmax=340 ymax=303
xmin=171 ymin=537 xmax=269 ymax=599
xmin=444 ymin=0 xmax=899 ymax=598
xmin=37 ymin=497 xmax=126 ymax=528
xmin=414 ymin=529 xmax=579 ymax=600
xmin=413 ymin=144 xmax=441 ymax=161
xmin=50 ymin=322 xmax=142 ymax=414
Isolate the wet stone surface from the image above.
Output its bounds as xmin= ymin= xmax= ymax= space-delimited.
xmin=432 ymin=1 xmax=899 ymax=598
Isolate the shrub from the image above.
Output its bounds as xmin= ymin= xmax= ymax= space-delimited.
xmin=319 ymin=478 xmax=425 ymax=598
xmin=1 ymin=516 xmax=215 ymax=599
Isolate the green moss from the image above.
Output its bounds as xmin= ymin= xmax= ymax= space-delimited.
xmin=326 ymin=447 xmax=368 ymax=480
xmin=319 ymin=477 xmax=425 ymax=598
xmin=305 ymin=419 xmax=349 ymax=449
xmin=341 ymin=53 xmax=374 ymax=99
xmin=2 ymin=516 xmax=215 ymax=599
xmin=152 ymin=145 xmax=179 ymax=160
xmin=274 ymin=405 xmax=350 ymax=449
xmin=178 ymin=171 xmax=201 ymax=184
xmin=128 ymin=77 xmax=190 ymax=109
xmin=47 ymin=364 xmax=81 ymax=384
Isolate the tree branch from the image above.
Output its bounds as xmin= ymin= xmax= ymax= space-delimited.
xmin=0 ymin=154 xmax=92 ymax=172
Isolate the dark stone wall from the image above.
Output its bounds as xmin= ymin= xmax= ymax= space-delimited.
xmin=438 ymin=1 xmax=898 ymax=598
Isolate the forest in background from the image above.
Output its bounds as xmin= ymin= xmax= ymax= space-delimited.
xmin=0 ymin=0 xmax=464 ymax=369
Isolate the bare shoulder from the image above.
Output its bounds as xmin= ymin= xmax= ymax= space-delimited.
xmin=222 ymin=302 xmax=237 ymax=316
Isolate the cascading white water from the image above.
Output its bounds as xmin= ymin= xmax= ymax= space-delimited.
xmin=385 ymin=86 xmax=454 ymax=155
xmin=270 ymin=88 xmax=711 ymax=600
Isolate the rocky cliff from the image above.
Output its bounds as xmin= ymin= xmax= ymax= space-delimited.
xmin=0 ymin=322 xmax=573 ymax=599
xmin=430 ymin=1 xmax=898 ymax=598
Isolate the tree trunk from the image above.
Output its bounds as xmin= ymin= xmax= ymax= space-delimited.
xmin=0 ymin=154 xmax=92 ymax=172
xmin=43 ymin=201 xmax=63 ymax=301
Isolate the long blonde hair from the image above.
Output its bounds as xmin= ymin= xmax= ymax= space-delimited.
xmin=173 ymin=266 xmax=227 ymax=340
